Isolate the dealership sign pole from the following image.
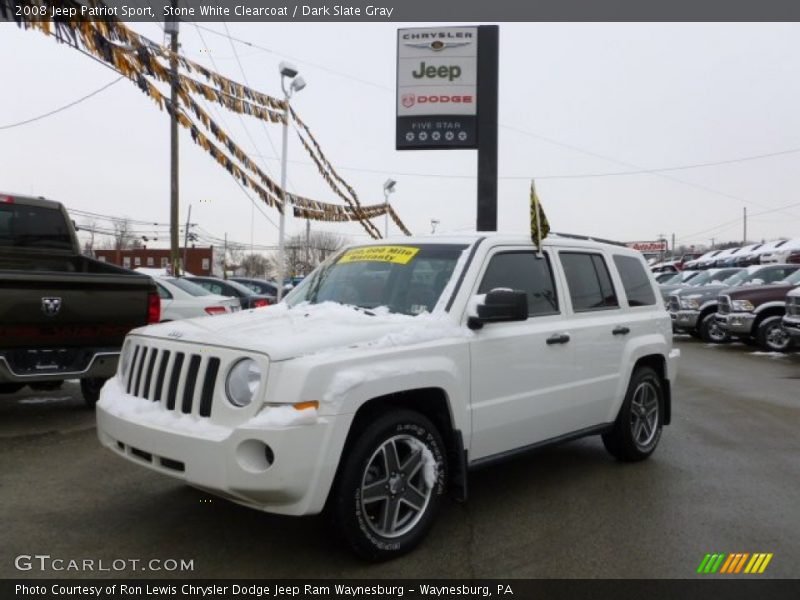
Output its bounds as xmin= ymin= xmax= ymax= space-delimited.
xmin=396 ymin=25 xmax=499 ymax=231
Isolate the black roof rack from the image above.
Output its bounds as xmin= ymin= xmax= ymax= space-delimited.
xmin=550 ymin=232 xmax=628 ymax=248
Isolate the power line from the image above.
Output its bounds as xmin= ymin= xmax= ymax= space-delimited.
xmin=191 ymin=22 xmax=392 ymax=93
xmin=0 ymin=77 xmax=124 ymax=130
xmin=675 ymin=200 xmax=800 ymax=243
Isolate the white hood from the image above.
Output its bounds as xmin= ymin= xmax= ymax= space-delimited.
xmin=136 ymin=302 xmax=471 ymax=361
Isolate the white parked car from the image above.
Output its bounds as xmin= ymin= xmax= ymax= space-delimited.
xmin=760 ymin=237 xmax=800 ymax=264
xmin=151 ymin=275 xmax=240 ymax=321
xmin=98 ymin=235 xmax=679 ymax=560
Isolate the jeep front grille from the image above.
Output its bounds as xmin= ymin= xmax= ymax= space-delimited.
xmin=718 ymin=295 xmax=732 ymax=315
xmin=125 ymin=343 xmax=221 ymax=417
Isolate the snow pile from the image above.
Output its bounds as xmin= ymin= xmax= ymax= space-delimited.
xmin=245 ymin=404 xmax=319 ymax=428
xmin=98 ymin=382 xmax=229 ymax=440
xmin=356 ymin=312 xmax=473 ymax=352
xmin=408 ymin=438 xmax=439 ymax=489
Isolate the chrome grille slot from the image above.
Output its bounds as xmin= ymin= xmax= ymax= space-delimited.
xmin=181 ymin=355 xmax=202 ymax=414
xmin=199 ymin=358 xmax=220 ymax=417
xmin=166 ymin=353 xmax=185 ymax=411
xmin=126 ymin=346 xmax=140 ymax=394
xmin=143 ymin=349 xmax=159 ymax=399
xmin=153 ymin=350 xmax=170 ymax=402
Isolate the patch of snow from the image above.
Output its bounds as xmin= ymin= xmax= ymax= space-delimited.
xmin=408 ymin=438 xmax=439 ymax=489
xmin=19 ymin=396 xmax=73 ymax=405
xmin=245 ymin=405 xmax=318 ymax=428
xmin=750 ymin=351 xmax=790 ymax=358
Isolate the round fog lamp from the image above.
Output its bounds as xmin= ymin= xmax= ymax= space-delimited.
xmin=226 ymin=358 xmax=262 ymax=407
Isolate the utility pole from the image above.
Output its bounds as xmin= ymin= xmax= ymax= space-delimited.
xmin=166 ymin=2 xmax=180 ymax=276
xmin=182 ymin=204 xmax=192 ymax=274
xmin=743 ymin=207 xmax=747 ymax=242
xmin=711 ymin=237 xmax=716 ymax=249
xmin=671 ymin=233 xmax=675 ymax=258
xmin=222 ymin=232 xmax=228 ymax=279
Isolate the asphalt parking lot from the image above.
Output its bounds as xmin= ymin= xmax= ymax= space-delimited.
xmin=1 ymin=339 xmax=798 ymax=579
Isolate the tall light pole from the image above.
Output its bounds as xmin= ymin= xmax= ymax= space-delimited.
xmin=165 ymin=5 xmax=180 ymax=276
xmin=383 ymin=178 xmax=396 ymax=239
xmin=276 ymin=61 xmax=306 ymax=302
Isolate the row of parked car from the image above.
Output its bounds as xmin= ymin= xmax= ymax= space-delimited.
xmin=138 ymin=270 xmax=292 ymax=322
xmin=651 ymin=238 xmax=800 ymax=273
xmin=656 ymin=263 xmax=800 ymax=352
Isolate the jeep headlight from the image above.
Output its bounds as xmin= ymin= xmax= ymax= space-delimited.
xmin=225 ymin=358 xmax=263 ymax=407
xmin=680 ymin=297 xmax=700 ymax=310
xmin=732 ymin=299 xmax=755 ymax=312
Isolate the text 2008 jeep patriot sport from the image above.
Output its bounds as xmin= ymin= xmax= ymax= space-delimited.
xmin=97 ymin=234 xmax=679 ymax=560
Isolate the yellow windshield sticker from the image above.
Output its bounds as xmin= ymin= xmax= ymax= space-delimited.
xmin=338 ymin=246 xmax=420 ymax=265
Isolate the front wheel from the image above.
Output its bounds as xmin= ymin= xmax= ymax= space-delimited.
xmin=699 ymin=313 xmax=729 ymax=344
xmin=330 ymin=409 xmax=447 ymax=561
xmin=757 ymin=316 xmax=794 ymax=353
xmin=80 ymin=378 xmax=107 ymax=408
xmin=602 ymin=366 xmax=664 ymax=462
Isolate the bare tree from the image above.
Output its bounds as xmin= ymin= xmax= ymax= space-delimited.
xmin=279 ymin=230 xmax=350 ymax=277
xmin=239 ymin=252 xmax=273 ymax=278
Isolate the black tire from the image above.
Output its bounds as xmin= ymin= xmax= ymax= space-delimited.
xmin=0 ymin=383 xmax=25 ymax=394
xmin=80 ymin=377 xmax=107 ymax=408
xmin=29 ymin=380 xmax=64 ymax=391
xmin=330 ymin=409 xmax=447 ymax=561
xmin=699 ymin=313 xmax=729 ymax=344
xmin=688 ymin=330 xmax=702 ymax=340
xmin=602 ymin=366 xmax=664 ymax=462
xmin=756 ymin=316 xmax=794 ymax=353
xmin=741 ymin=336 xmax=759 ymax=347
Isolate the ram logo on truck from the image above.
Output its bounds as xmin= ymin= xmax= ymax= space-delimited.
xmin=41 ymin=297 xmax=62 ymax=317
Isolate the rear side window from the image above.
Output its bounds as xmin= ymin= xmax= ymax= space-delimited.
xmin=0 ymin=203 xmax=73 ymax=251
xmin=613 ymin=255 xmax=656 ymax=307
xmin=478 ymin=252 xmax=559 ymax=316
xmin=560 ymin=252 xmax=619 ymax=311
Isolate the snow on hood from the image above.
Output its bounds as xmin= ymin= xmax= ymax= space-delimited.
xmin=136 ymin=301 xmax=472 ymax=361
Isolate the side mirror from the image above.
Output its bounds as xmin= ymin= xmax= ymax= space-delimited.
xmin=468 ymin=289 xmax=528 ymax=330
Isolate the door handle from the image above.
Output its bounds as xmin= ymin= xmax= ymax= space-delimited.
xmin=546 ymin=333 xmax=570 ymax=345
xmin=612 ymin=326 xmax=630 ymax=336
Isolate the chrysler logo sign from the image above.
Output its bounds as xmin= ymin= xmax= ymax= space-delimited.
xmin=41 ymin=297 xmax=62 ymax=317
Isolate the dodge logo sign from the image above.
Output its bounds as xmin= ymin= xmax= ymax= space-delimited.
xmin=41 ymin=297 xmax=62 ymax=317
xmin=401 ymin=93 xmax=416 ymax=108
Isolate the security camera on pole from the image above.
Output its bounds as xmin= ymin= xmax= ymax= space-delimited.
xmin=383 ymin=178 xmax=396 ymax=238
xmin=276 ymin=61 xmax=306 ymax=302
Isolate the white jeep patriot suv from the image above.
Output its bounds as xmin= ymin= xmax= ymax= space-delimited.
xmin=97 ymin=234 xmax=679 ymax=560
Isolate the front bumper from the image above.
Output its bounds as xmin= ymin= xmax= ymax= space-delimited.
xmin=715 ymin=312 xmax=756 ymax=336
xmin=782 ymin=317 xmax=800 ymax=340
xmin=96 ymin=378 xmax=346 ymax=516
xmin=670 ymin=309 xmax=700 ymax=331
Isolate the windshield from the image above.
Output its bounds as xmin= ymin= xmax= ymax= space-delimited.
xmin=165 ymin=277 xmax=213 ymax=296
xmin=285 ymin=243 xmax=468 ymax=315
xmin=779 ymin=270 xmax=800 ymax=286
xmin=690 ymin=268 xmax=741 ymax=286
xmin=0 ymin=203 xmax=73 ymax=250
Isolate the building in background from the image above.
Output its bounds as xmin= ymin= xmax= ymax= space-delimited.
xmin=94 ymin=246 xmax=214 ymax=275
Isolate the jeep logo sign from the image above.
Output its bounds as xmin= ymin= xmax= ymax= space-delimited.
xmin=397 ymin=26 xmax=479 ymax=150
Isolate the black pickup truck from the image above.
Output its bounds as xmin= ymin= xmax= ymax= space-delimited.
xmin=0 ymin=193 xmax=159 ymax=406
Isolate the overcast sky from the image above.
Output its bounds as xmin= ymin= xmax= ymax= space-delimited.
xmin=2 ymin=22 xmax=800 ymax=252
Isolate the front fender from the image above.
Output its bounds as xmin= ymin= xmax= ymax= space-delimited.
xmin=606 ymin=333 xmax=673 ymax=423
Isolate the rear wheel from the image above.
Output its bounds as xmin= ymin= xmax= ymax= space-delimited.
xmin=80 ymin=378 xmax=107 ymax=408
xmin=330 ymin=409 xmax=447 ymax=561
xmin=699 ymin=313 xmax=729 ymax=344
xmin=603 ymin=367 xmax=664 ymax=462
xmin=757 ymin=316 xmax=794 ymax=353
